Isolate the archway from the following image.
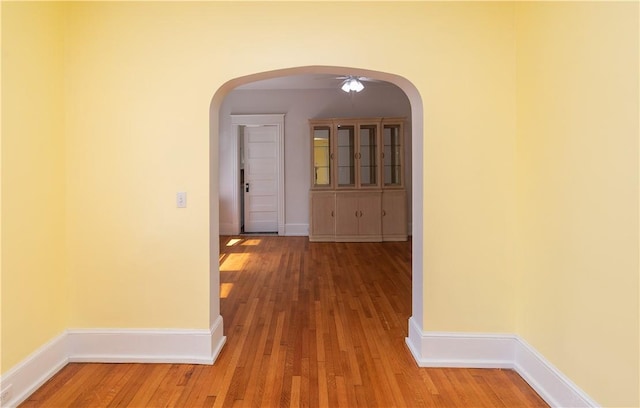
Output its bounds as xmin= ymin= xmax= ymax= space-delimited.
xmin=209 ymin=65 xmax=425 ymax=363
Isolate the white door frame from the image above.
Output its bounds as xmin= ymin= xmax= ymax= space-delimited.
xmin=230 ymin=114 xmax=285 ymax=235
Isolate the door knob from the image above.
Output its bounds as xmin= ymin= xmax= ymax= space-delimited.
xmin=245 ymin=183 xmax=250 ymax=192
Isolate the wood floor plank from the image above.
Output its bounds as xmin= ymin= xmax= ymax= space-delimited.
xmin=124 ymin=364 xmax=172 ymax=407
xmin=18 ymin=363 xmax=84 ymax=407
xmin=69 ymin=363 xmax=126 ymax=407
xmin=171 ymin=365 xmax=208 ymax=408
xmin=106 ymin=364 xmax=155 ymax=407
xmin=289 ymin=375 xmax=301 ymax=408
xmin=42 ymin=363 xmax=104 ymax=407
xmin=21 ymin=236 xmax=549 ymax=408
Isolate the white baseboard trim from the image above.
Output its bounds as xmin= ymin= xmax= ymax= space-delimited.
xmin=514 ymin=336 xmax=599 ymax=408
xmin=210 ymin=315 xmax=227 ymax=364
xmin=2 ymin=315 xmax=598 ymax=408
xmin=68 ymin=316 xmax=225 ymax=365
xmin=0 ymin=316 xmax=226 ymax=407
xmin=284 ymin=223 xmax=308 ymax=236
xmin=406 ymin=317 xmax=514 ymax=368
xmin=405 ymin=317 xmax=599 ymax=408
xmin=0 ymin=332 xmax=68 ymax=408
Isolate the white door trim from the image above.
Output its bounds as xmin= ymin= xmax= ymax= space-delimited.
xmin=230 ymin=114 xmax=285 ymax=235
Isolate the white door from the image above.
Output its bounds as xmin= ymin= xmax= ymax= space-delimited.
xmin=243 ymin=125 xmax=279 ymax=233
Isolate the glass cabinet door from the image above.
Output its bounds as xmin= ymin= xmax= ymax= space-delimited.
xmin=359 ymin=124 xmax=378 ymax=187
xmin=383 ymin=124 xmax=402 ymax=186
xmin=336 ymin=124 xmax=355 ymax=187
xmin=312 ymin=126 xmax=331 ymax=187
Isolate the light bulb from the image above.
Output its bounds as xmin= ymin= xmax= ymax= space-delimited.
xmin=353 ymin=79 xmax=364 ymax=92
xmin=341 ymin=77 xmax=364 ymax=93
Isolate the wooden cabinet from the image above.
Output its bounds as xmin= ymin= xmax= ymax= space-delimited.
xmin=335 ymin=192 xmax=382 ymax=241
xmin=382 ymin=190 xmax=407 ymax=240
xmin=309 ymin=192 xmax=335 ymax=241
xmin=335 ymin=121 xmax=356 ymax=188
xmin=334 ymin=119 xmax=380 ymax=189
xmin=309 ymin=117 xmax=407 ymax=242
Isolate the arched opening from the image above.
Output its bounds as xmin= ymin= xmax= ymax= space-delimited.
xmin=209 ymin=65 xmax=425 ymax=364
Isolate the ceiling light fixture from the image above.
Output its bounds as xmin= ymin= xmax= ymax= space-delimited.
xmin=341 ymin=76 xmax=365 ymax=93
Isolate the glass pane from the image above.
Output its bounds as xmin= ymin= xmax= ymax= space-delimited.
xmin=337 ymin=125 xmax=355 ymax=187
xmin=383 ymin=125 xmax=401 ymax=186
xmin=313 ymin=127 xmax=331 ymax=186
xmin=359 ymin=125 xmax=377 ymax=186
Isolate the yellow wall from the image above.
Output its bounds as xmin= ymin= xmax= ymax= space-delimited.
xmin=1 ymin=2 xmax=68 ymax=372
xmin=419 ymin=3 xmax=517 ymax=332
xmin=63 ymin=2 xmax=213 ymax=328
xmin=515 ymin=2 xmax=639 ymax=406
xmin=1 ymin=2 xmax=638 ymax=405
xmin=61 ymin=1 xmax=517 ymax=332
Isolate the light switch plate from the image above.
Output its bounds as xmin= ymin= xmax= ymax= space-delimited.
xmin=177 ymin=192 xmax=187 ymax=208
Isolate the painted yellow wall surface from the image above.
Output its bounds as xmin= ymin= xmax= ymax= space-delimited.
xmin=1 ymin=2 xmax=68 ymax=372
xmin=62 ymin=0 xmax=517 ymax=331
xmin=2 ymin=0 xmax=518 ymax=370
xmin=1 ymin=2 xmax=638 ymax=406
xmin=418 ymin=3 xmax=517 ymax=332
xmin=515 ymin=2 xmax=639 ymax=406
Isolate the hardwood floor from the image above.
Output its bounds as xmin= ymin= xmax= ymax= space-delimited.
xmin=20 ymin=236 xmax=548 ymax=407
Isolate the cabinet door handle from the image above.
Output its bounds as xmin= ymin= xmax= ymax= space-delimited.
xmin=330 ymin=153 xmax=334 ymax=160
xmin=359 ymin=210 xmax=363 ymax=217
xmin=331 ymin=210 xmax=334 ymax=217
xmin=382 ymin=210 xmax=386 ymax=216
xmin=355 ymin=210 xmax=358 ymax=218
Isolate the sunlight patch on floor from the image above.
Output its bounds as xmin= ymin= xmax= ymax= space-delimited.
xmin=220 ymin=253 xmax=250 ymax=272
xmin=220 ymin=282 xmax=234 ymax=298
xmin=226 ymin=238 xmax=243 ymax=247
xmin=241 ymin=238 xmax=262 ymax=246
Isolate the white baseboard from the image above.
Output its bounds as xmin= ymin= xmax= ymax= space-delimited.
xmin=68 ymin=316 xmax=225 ymax=365
xmin=210 ymin=315 xmax=226 ymax=364
xmin=0 ymin=316 xmax=226 ymax=408
xmin=2 ymin=315 xmax=598 ymax=408
xmin=514 ymin=337 xmax=599 ymax=408
xmin=284 ymin=223 xmax=308 ymax=236
xmin=0 ymin=332 xmax=68 ymax=408
xmin=405 ymin=317 xmax=599 ymax=408
xmin=406 ymin=317 xmax=514 ymax=368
